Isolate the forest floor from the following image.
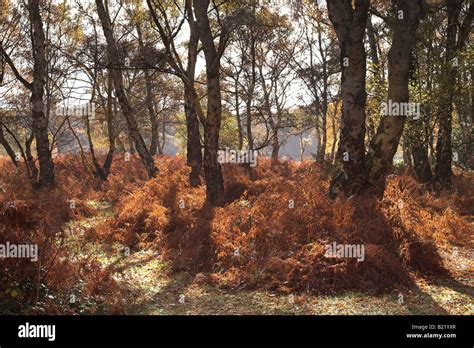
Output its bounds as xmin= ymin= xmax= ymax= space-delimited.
xmin=61 ymin=199 xmax=473 ymax=315
xmin=0 ymin=156 xmax=473 ymax=315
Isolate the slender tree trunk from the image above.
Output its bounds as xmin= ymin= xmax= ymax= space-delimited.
xmin=147 ymin=0 xmax=202 ymax=186
xmin=402 ymin=135 xmax=412 ymax=169
xmin=193 ymin=0 xmax=225 ymax=205
xmin=145 ymin=66 xmax=159 ymax=157
xmin=330 ymin=99 xmax=339 ymax=163
xmin=184 ymin=4 xmax=203 ymax=187
xmin=327 ymin=0 xmax=369 ymax=198
xmin=235 ymin=80 xmax=243 ymax=151
xmin=102 ymin=73 xmax=116 ymax=176
xmin=28 ymin=0 xmax=55 ymax=188
xmin=96 ymin=0 xmax=157 ymax=178
xmin=245 ymin=27 xmax=257 ymax=180
xmin=86 ymin=73 xmax=115 ymax=180
xmin=0 ymin=125 xmax=18 ymax=166
xmin=136 ymin=22 xmax=159 ymax=157
xmin=184 ymin=84 xmax=202 ymax=187
xmin=366 ymin=0 xmax=422 ymax=187
xmin=432 ymin=0 xmax=473 ymax=188
xmin=25 ymin=131 xmax=38 ymax=180
xmin=317 ymin=107 xmax=327 ymax=162
xmin=245 ymin=99 xmax=254 ymax=152
xmin=367 ymin=15 xmax=379 ymax=66
xmin=271 ymin=129 xmax=279 ymax=165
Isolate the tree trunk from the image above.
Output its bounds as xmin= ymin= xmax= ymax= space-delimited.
xmin=432 ymin=0 xmax=473 ymax=188
xmin=184 ymin=84 xmax=202 ymax=187
xmin=193 ymin=0 xmax=225 ymax=205
xmin=184 ymin=3 xmax=203 ymax=187
xmin=25 ymin=131 xmax=38 ymax=180
xmin=402 ymin=135 xmax=413 ymax=169
xmin=327 ymin=0 xmax=369 ymax=198
xmin=0 ymin=125 xmax=18 ymax=166
xmin=96 ymin=0 xmax=157 ymax=178
xmin=317 ymin=109 xmax=327 ymax=162
xmin=366 ymin=0 xmax=422 ymax=187
xmin=245 ymin=27 xmax=257 ymax=181
xmin=412 ymin=144 xmax=432 ymax=183
xmin=136 ymin=22 xmax=159 ymax=157
xmin=271 ymin=129 xmax=279 ymax=165
xmin=102 ymin=73 xmax=116 ymax=176
xmin=235 ymin=80 xmax=243 ymax=151
xmin=147 ymin=0 xmax=203 ymax=185
xmin=28 ymin=0 xmax=55 ymax=188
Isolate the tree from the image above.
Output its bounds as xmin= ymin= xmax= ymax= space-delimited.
xmin=192 ymin=0 xmax=228 ymax=205
xmin=291 ymin=1 xmax=339 ymax=162
xmin=432 ymin=0 xmax=473 ymax=188
xmin=366 ymin=0 xmax=423 ymax=187
xmin=327 ymin=0 xmax=370 ymax=198
xmin=95 ymin=0 xmax=157 ymax=179
xmin=0 ymin=0 xmax=55 ymax=188
xmin=147 ymin=0 xmax=203 ymax=187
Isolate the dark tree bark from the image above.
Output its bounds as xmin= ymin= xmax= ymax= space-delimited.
xmin=147 ymin=0 xmax=202 ymax=186
xmin=271 ymin=129 xmax=280 ymax=165
xmin=432 ymin=0 xmax=473 ymax=188
xmin=233 ymin=79 xmax=244 ymax=151
xmin=136 ymin=22 xmax=160 ymax=157
xmin=402 ymin=135 xmax=413 ymax=169
xmin=184 ymin=0 xmax=203 ymax=187
xmin=25 ymin=131 xmax=38 ymax=180
xmin=366 ymin=0 xmax=422 ymax=187
xmin=327 ymin=0 xmax=370 ymax=198
xmin=95 ymin=0 xmax=157 ymax=179
xmin=193 ymin=0 xmax=225 ymax=205
xmin=102 ymin=73 xmax=116 ymax=177
xmin=0 ymin=125 xmax=18 ymax=166
xmin=85 ymin=65 xmax=116 ymax=180
xmin=184 ymin=84 xmax=203 ymax=187
xmin=28 ymin=0 xmax=55 ymax=188
xmin=412 ymin=144 xmax=432 ymax=182
xmin=244 ymin=22 xmax=257 ymax=180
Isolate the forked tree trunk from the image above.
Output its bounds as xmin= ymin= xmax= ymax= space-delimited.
xmin=327 ymin=0 xmax=369 ymax=198
xmin=25 ymin=131 xmax=38 ymax=180
xmin=86 ymin=73 xmax=115 ymax=180
xmin=96 ymin=0 xmax=157 ymax=179
xmin=366 ymin=0 xmax=422 ymax=187
xmin=147 ymin=0 xmax=202 ymax=186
